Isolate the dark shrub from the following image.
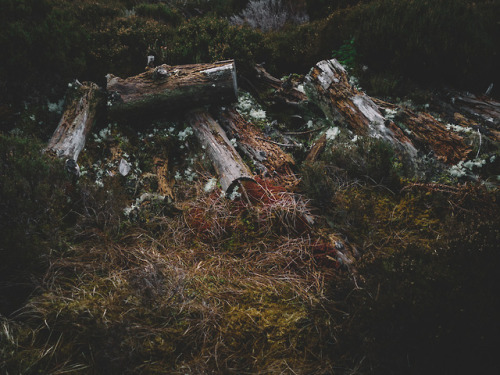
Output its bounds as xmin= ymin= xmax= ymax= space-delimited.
xmin=0 ymin=0 xmax=88 ymax=102
xmin=335 ymin=0 xmax=500 ymax=90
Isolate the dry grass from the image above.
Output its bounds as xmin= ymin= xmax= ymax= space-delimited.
xmin=1 ymin=178 xmax=343 ymax=374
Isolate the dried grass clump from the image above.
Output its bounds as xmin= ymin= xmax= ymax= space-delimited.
xmin=2 ymin=177 xmax=341 ymax=373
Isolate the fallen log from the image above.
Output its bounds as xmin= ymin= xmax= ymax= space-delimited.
xmin=107 ymin=60 xmax=238 ymax=121
xmin=451 ymin=92 xmax=500 ymax=126
xmin=187 ymin=110 xmax=255 ymax=194
xmin=218 ymin=107 xmax=297 ymax=186
xmin=304 ymin=59 xmax=412 ymax=145
xmin=304 ymin=59 xmax=470 ymax=164
xmin=46 ymin=81 xmax=102 ymax=175
xmin=253 ymin=64 xmax=308 ymax=106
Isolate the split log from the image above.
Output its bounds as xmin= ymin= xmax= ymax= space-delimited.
xmin=46 ymin=81 xmax=102 ymax=174
xmin=218 ymin=107 xmax=297 ymax=187
xmin=107 ymin=60 xmax=238 ymax=121
xmin=304 ymin=59 xmax=470 ymax=164
xmin=187 ymin=110 xmax=255 ymax=194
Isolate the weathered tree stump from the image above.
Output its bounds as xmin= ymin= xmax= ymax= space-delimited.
xmin=46 ymin=81 xmax=102 ymax=174
xmin=107 ymin=60 xmax=238 ymax=121
xmin=187 ymin=110 xmax=255 ymax=194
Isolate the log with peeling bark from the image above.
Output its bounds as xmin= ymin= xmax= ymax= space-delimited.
xmin=187 ymin=110 xmax=255 ymax=194
xmin=304 ymin=59 xmax=470 ymax=164
xmin=46 ymin=81 xmax=103 ymax=174
xmin=106 ymin=60 xmax=238 ymax=121
xmin=217 ymin=107 xmax=297 ymax=186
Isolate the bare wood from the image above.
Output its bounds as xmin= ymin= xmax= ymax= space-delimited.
xmin=107 ymin=60 xmax=238 ymax=120
xmin=218 ymin=107 xmax=297 ymax=186
xmin=46 ymin=82 xmax=102 ymax=164
xmin=187 ymin=110 xmax=255 ymax=194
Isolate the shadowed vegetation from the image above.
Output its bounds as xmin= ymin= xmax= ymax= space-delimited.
xmin=1 ymin=0 xmax=499 ymax=374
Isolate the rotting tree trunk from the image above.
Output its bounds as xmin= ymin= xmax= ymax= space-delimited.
xmin=218 ymin=107 xmax=297 ymax=187
xmin=187 ymin=110 xmax=255 ymax=194
xmin=46 ymin=82 xmax=102 ymax=173
xmin=107 ymin=60 xmax=238 ymax=121
xmin=252 ymin=64 xmax=308 ymax=106
xmin=450 ymin=92 xmax=500 ymax=126
xmin=304 ymin=59 xmax=413 ymax=146
xmin=305 ymin=59 xmax=470 ymax=164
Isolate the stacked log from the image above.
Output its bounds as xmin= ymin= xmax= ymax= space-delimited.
xmin=187 ymin=110 xmax=255 ymax=194
xmin=106 ymin=60 xmax=238 ymax=121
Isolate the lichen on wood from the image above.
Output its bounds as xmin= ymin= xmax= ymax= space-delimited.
xmin=46 ymin=81 xmax=103 ymax=165
xmin=107 ymin=60 xmax=238 ymax=121
xmin=187 ymin=110 xmax=255 ymax=194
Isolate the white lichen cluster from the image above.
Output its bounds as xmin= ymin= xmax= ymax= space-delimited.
xmin=224 ymin=185 xmax=241 ymax=200
xmin=137 ymin=125 xmax=174 ymax=142
xmin=204 ymin=178 xmax=218 ymax=193
xmin=47 ymin=99 xmax=64 ymax=114
xmin=449 ymin=158 xmax=487 ymax=178
xmin=445 ymin=123 xmax=473 ymax=133
xmin=325 ymin=127 xmax=340 ymax=141
xmin=177 ymin=127 xmax=193 ymax=141
xmin=383 ymin=108 xmax=398 ymax=121
xmin=123 ymin=193 xmax=165 ymax=218
xmin=349 ymin=75 xmax=362 ymax=90
xmin=93 ymin=123 xmax=115 ymax=143
xmin=236 ymin=91 xmax=267 ymax=122
xmin=175 ymin=166 xmax=197 ymax=182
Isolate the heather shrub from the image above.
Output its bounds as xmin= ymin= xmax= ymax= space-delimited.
xmin=134 ymin=2 xmax=182 ymax=24
xmin=230 ymin=0 xmax=309 ymax=32
xmin=0 ymin=0 xmax=88 ymax=101
xmin=0 ymin=135 xmax=71 ymax=313
xmin=167 ymin=16 xmax=264 ymax=71
xmin=333 ymin=0 xmax=500 ymax=90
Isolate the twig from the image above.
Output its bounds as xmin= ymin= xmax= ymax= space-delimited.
xmin=476 ymin=128 xmax=482 ymax=158
xmin=282 ymin=127 xmax=326 ymax=136
xmin=255 ymin=137 xmax=302 ymax=148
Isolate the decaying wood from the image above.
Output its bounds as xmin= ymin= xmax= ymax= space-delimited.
xmin=450 ymin=92 xmax=500 ymax=126
xmin=305 ymin=59 xmax=471 ymax=164
xmin=304 ymin=59 xmax=413 ymax=144
xmin=107 ymin=60 xmax=238 ymax=120
xmin=305 ymin=134 xmax=327 ymax=162
xmin=253 ymin=64 xmax=308 ymax=106
xmin=218 ymin=107 xmax=297 ymax=186
xmin=187 ymin=110 xmax=255 ymax=193
xmin=394 ymin=109 xmax=471 ymax=164
xmin=46 ymin=82 xmax=102 ymax=172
